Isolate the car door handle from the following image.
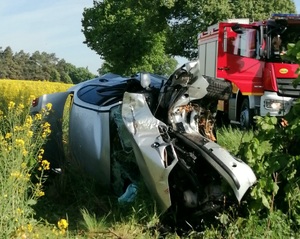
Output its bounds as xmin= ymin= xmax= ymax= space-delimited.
xmin=218 ymin=67 xmax=230 ymax=71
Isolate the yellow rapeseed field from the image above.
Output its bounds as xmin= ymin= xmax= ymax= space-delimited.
xmin=0 ymin=79 xmax=73 ymax=108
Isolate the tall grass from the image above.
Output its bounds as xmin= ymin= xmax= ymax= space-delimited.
xmin=216 ymin=125 xmax=254 ymax=155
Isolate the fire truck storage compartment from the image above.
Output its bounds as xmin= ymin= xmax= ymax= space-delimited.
xmin=198 ymin=19 xmax=250 ymax=79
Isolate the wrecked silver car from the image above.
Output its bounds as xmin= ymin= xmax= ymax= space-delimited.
xmin=31 ymin=61 xmax=256 ymax=223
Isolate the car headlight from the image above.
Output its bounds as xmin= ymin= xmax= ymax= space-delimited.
xmin=264 ymin=99 xmax=286 ymax=110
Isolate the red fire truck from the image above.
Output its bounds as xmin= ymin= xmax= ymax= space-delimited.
xmin=198 ymin=14 xmax=300 ymax=128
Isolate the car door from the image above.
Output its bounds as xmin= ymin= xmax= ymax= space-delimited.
xmin=217 ymin=22 xmax=264 ymax=95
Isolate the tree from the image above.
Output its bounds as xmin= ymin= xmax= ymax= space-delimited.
xmin=98 ymin=61 xmax=112 ymax=75
xmin=82 ymin=0 xmax=296 ymax=65
xmin=60 ymin=72 xmax=72 ymax=84
xmin=0 ymin=47 xmax=17 ymax=79
xmin=82 ymin=0 xmax=177 ymax=75
xmin=68 ymin=64 xmax=96 ymax=84
xmin=49 ymin=68 xmax=61 ymax=82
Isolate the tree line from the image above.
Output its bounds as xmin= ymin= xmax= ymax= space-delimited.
xmin=0 ymin=46 xmax=96 ymax=84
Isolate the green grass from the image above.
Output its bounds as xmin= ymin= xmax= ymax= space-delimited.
xmin=216 ymin=125 xmax=254 ymax=155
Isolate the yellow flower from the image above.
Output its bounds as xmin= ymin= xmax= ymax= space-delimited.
xmin=59 ymin=229 xmax=66 ymax=235
xmin=8 ymin=101 xmax=15 ymax=110
xmin=29 ymin=94 xmax=36 ymax=101
xmin=26 ymin=173 xmax=31 ymax=180
xmin=11 ymin=171 xmax=21 ymax=178
xmin=43 ymin=122 xmax=51 ymax=128
xmin=41 ymin=122 xmax=51 ymax=138
xmin=46 ymin=103 xmax=52 ymax=111
xmin=45 ymin=127 xmax=51 ymax=133
xmin=57 ymin=219 xmax=69 ymax=230
xmin=27 ymin=223 xmax=33 ymax=232
xmin=17 ymin=208 xmax=24 ymax=214
xmin=17 ymin=103 xmax=25 ymax=110
xmin=37 ymin=191 xmax=45 ymax=197
xmin=41 ymin=160 xmax=50 ymax=170
xmin=5 ymin=132 xmax=12 ymax=139
xmin=25 ymin=116 xmax=33 ymax=128
xmin=27 ymin=130 xmax=33 ymax=138
xmin=14 ymin=126 xmax=22 ymax=132
xmin=34 ymin=113 xmax=42 ymax=121
xmin=15 ymin=139 xmax=25 ymax=147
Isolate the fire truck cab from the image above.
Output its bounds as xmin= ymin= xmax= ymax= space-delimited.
xmin=198 ymin=14 xmax=300 ymax=128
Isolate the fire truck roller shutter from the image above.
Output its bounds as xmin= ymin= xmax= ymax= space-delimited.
xmin=204 ymin=76 xmax=232 ymax=100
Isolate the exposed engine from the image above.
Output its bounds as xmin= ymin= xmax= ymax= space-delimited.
xmin=158 ymin=125 xmax=229 ymax=217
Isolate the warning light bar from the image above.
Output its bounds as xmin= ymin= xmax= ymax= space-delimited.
xmin=271 ymin=13 xmax=300 ymax=20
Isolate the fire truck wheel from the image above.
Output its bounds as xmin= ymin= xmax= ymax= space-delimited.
xmin=204 ymin=76 xmax=232 ymax=100
xmin=240 ymin=98 xmax=254 ymax=129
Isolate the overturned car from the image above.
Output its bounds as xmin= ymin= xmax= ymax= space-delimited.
xmin=31 ymin=61 xmax=256 ymax=222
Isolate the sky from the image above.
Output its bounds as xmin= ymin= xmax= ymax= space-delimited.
xmin=1 ymin=1 xmax=300 ymax=75
xmin=0 ymin=0 xmax=101 ymax=74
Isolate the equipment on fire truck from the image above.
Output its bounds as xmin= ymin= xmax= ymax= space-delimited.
xmin=198 ymin=13 xmax=300 ymax=128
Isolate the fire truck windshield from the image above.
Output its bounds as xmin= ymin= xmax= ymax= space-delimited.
xmin=267 ymin=20 xmax=300 ymax=62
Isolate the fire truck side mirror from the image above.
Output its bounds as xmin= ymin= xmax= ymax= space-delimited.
xmin=231 ymin=24 xmax=244 ymax=34
xmin=259 ymin=47 xmax=265 ymax=58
